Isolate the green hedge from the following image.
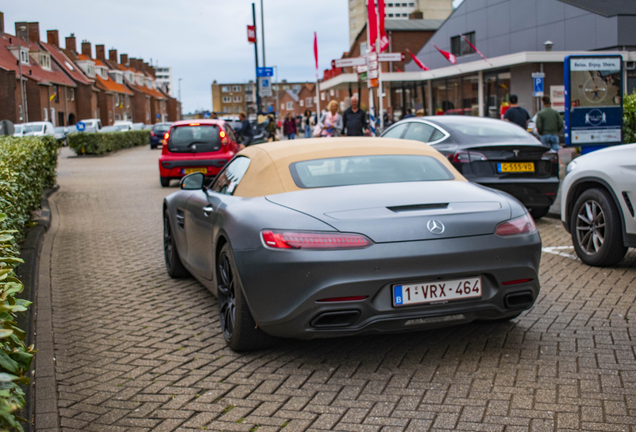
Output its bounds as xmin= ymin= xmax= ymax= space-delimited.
xmin=0 ymin=135 xmax=58 ymax=431
xmin=623 ymin=91 xmax=636 ymax=144
xmin=68 ymin=130 xmax=151 ymax=155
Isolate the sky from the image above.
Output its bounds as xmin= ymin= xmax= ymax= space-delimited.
xmin=3 ymin=0 xmax=463 ymax=114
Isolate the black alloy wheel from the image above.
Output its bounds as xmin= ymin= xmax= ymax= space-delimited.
xmin=217 ymin=251 xmax=236 ymax=342
xmin=570 ymin=188 xmax=627 ymax=267
xmin=163 ymin=212 xmax=190 ymax=278
xmin=216 ymin=244 xmax=278 ymax=351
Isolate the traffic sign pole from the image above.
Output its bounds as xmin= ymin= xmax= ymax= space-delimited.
xmin=252 ymin=3 xmax=261 ymax=115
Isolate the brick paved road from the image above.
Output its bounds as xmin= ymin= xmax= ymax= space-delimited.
xmin=44 ymin=146 xmax=636 ymax=432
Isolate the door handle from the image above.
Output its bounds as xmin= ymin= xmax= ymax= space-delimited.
xmin=203 ymin=206 xmax=214 ymax=216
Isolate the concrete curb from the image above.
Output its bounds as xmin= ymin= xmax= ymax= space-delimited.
xmin=15 ymin=185 xmax=60 ymax=432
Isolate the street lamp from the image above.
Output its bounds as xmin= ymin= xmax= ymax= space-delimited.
xmin=17 ymin=25 xmax=27 ymax=123
xmin=178 ymin=78 xmax=182 ymax=103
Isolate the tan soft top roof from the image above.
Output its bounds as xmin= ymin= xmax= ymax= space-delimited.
xmin=233 ymin=137 xmax=465 ymax=198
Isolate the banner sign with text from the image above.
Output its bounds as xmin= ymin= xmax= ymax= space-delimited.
xmin=564 ymin=55 xmax=623 ymax=146
xmin=247 ymin=25 xmax=256 ymax=43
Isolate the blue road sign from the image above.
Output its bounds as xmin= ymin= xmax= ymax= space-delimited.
xmin=533 ymin=76 xmax=544 ymax=97
xmin=257 ymin=67 xmax=274 ymax=77
xmin=76 ymin=121 xmax=86 ymax=132
xmin=564 ymin=55 xmax=623 ymax=149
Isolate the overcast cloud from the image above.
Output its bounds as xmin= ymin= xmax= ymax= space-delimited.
xmin=4 ymin=1 xmax=462 ymax=114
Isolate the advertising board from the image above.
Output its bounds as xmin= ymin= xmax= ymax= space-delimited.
xmin=564 ymin=55 xmax=623 ymax=146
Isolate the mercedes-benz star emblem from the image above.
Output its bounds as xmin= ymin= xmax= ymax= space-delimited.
xmin=427 ymin=220 xmax=445 ymax=234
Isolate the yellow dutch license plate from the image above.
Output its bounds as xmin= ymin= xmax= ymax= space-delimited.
xmin=183 ymin=168 xmax=207 ymax=175
xmin=498 ymin=162 xmax=534 ymax=173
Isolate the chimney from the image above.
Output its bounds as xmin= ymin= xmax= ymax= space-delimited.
xmin=27 ymin=22 xmax=39 ymax=43
xmin=81 ymin=40 xmax=92 ymax=57
xmin=0 ymin=12 xmax=4 ymax=36
xmin=120 ymin=53 xmax=128 ymax=66
xmin=149 ymin=66 xmax=156 ymax=79
xmin=65 ymin=33 xmax=76 ymax=52
xmin=15 ymin=22 xmax=28 ymax=42
xmin=143 ymin=62 xmax=150 ymax=74
xmin=408 ymin=11 xmax=424 ymax=19
xmin=47 ymin=30 xmax=59 ymax=47
xmin=95 ymin=44 xmax=105 ymax=61
xmin=109 ymin=48 xmax=118 ymax=63
xmin=129 ymin=57 xmax=137 ymax=70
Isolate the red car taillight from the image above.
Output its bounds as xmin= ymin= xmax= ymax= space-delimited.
xmin=495 ymin=214 xmax=537 ymax=236
xmin=452 ymin=150 xmax=487 ymax=163
xmin=261 ymin=230 xmax=372 ymax=250
xmin=541 ymin=150 xmax=559 ymax=164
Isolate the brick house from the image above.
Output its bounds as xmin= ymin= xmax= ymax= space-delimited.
xmin=90 ymin=44 xmax=133 ymax=125
xmin=297 ymin=83 xmax=316 ymax=115
xmin=0 ymin=19 xmax=76 ymax=125
xmin=278 ymin=89 xmax=300 ymax=118
xmin=61 ymin=34 xmax=99 ymax=121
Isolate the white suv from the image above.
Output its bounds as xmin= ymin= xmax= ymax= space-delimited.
xmin=561 ymin=144 xmax=636 ymax=266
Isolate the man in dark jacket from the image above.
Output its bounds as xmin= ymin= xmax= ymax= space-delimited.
xmin=503 ymin=95 xmax=530 ymax=129
xmin=237 ymin=112 xmax=254 ymax=146
xmin=342 ymin=96 xmax=368 ymax=136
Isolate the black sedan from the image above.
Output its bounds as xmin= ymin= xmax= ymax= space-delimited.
xmin=381 ymin=116 xmax=559 ymax=219
xmin=150 ymin=122 xmax=172 ymax=149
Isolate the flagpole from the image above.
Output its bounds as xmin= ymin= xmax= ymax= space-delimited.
xmin=314 ymin=32 xmax=320 ymax=118
xmin=377 ymin=0 xmax=383 ymax=132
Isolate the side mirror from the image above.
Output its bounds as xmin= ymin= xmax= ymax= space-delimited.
xmin=181 ymin=172 xmax=204 ymax=190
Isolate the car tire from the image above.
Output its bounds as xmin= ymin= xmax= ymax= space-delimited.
xmin=570 ymin=188 xmax=627 ymax=267
xmin=217 ymin=244 xmax=278 ymax=351
xmin=530 ymin=207 xmax=550 ymax=219
xmin=160 ymin=177 xmax=171 ymax=187
xmin=163 ymin=212 xmax=190 ymax=278
xmin=150 ymin=144 xmax=156 ymax=150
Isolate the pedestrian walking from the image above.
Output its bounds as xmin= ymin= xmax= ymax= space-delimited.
xmin=283 ymin=113 xmax=297 ymax=140
xmin=503 ymin=95 xmax=530 ymax=129
xmin=315 ymin=100 xmax=343 ymax=137
xmin=303 ymin=110 xmax=314 ymax=138
xmin=266 ymin=114 xmax=278 ymax=142
xmin=237 ymin=112 xmax=254 ymax=147
xmin=536 ymin=96 xmax=564 ymax=152
xmin=342 ymin=96 xmax=368 ymax=137
xmin=403 ymin=109 xmax=415 ymax=119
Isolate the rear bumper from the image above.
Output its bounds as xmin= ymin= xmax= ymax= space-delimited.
xmin=472 ymin=177 xmax=560 ymax=209
xmin=233 ymin=233 xmax=542 ymax=339
xmin=158 ymin=155 xmax=231 ymax=178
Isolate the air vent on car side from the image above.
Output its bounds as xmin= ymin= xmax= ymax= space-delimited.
xmin=623 ymin=192 xmax=634 ymax=217
xmin=387 ymin=203 xmax=449 ymax=213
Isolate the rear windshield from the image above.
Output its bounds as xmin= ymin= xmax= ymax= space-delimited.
xmin=290 ymin=155 xmax=454 ymax=189
xmin=168 ymin=125 xmax=221 ymax=153
xmin=154 ymin=124 xmax=170 ymax=134
xmin=24 ymin=124 xmax=44 ymax=133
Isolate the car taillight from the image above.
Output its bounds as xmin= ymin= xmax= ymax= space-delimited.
xmin=541 ymin=151 xmax=559 ymax=164
xmin=452 ymin=150 xmax=487 ymax=163
xmin=219 ymin=130 xmax=228 ymax=146
xmin=261 ymin=230 xmax=372 ymax=250
xmin=495 ymin=214 xmax=537 ymax=236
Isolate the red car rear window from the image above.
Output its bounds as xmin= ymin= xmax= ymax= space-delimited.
xmin=168 ymin=125 xmax=221 ymax=153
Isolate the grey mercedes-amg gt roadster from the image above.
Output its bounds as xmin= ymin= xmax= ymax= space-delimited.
xmin=163 ymin=138 xmax=542 ymax=351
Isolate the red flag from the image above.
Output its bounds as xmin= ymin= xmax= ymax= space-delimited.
xmin=247 ymin=25 xmax=256 ymax=44
xmin=314 ymin=32 xmax=319 ymax=78
xmin=434 ymin=45 xmax=457 ymax=65
xmin=367 ymin=0 xmax=377 ymax=53
xmin=406 ymin=49 xmax=429 ymax=71
xmin=378 ymin=0 xmax=389 ymax=52
xmin=460 ymin=34 xmax=487 ymax=62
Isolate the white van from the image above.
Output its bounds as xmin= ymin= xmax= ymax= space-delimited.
xmin=78 ymin=119 xmax=103 ymax=133
xmin=23 ymin=122 xmax=55 ymax=137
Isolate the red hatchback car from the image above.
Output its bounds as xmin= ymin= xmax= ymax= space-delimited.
xmin=159 ymin=120 xmax=242 ymax=187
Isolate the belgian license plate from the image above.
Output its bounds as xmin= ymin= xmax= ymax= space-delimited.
xmin=498 ymin=162 xmax=534 ymax=173
xmin=393 ymin=277 xmax=482 ymax=307
xmin=183 ymin=168 xmax=207 ymax=175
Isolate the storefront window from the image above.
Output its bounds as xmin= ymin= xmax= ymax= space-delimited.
xmin=484 ymin=71 xmax=510 ymax=119
xmin=462 ymin=75 xmax=479 ymax=116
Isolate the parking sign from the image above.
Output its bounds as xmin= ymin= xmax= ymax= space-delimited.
xmin=532 ymin=73 xmax=544 ymax=97
xmin=259 ymin=77 xmax=272 ymax=97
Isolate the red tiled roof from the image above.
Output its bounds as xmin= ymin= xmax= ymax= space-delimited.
xmin=0 ymin=34 xmax=75 ymax=87
xmin=94 ymin=75 xmax=132 ymax=95
xmin=94 ymin=59 xmax=107 ymax=68
xmin=41 ymin=42 xmax=92 ymax=85
xmin=76 ymin=53 xmax=91 ymax=61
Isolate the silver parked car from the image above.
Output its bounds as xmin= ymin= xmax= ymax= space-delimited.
xmin=163 ymin=139 xmax=542 ymax=351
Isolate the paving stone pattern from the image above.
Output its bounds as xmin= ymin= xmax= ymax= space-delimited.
xmin=45 ymin=146 xmax=636 ymax=431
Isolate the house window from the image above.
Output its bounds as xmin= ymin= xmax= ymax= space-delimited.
xmin=283 ymin=85 xmax=289 ymax=90
xmin=388 ymin=13 xmax=394 ymax=17
xmin=321 ymin=92 xmax=325 ymax=101
xmin=43 ymin=108 xmax=48 ymax=121
xmin=68 ymin=88 xmax=75 ymax=101
xmin=233 ymin=85 xmax=242 ymax=92
xmin=300 ymin=100 xmax=304 ymax=107
xmin=245 ymin=95 xmax=253 ymax=102
xmin=402 ymin=13 xmax=407 ymax=17
xmin=54 ymin=85 xmax=60 ymax=103
xmin=330 ymin=90 xmax=335 ymax=96
xmin=451 ymin=32 xmax=476 ymax=57
xmin=281 ymin=103 xmax=285 ymax=110
xmin=306 ymin=97 xmax=313 ymax=107
xmin=222 ymin=86 xmax=230 ymax=92
xmin=223 ymin=107 xmax=231 ymax=113
xmin=387 ymin=3 xmax=393 ymax=6
xmin=233 ymin=96 xmax=242 ymax=102
xmin=235 ymin=107 xmax=241 ymax=113
xmin=286 ymin=101 xmax=294 ymax=110
xmin=293 ymin=85 xmax=301 ymax=91
xmin=409 ymin=2 xmax=414 ymax=6
xmin=223 ymin=96 xmax=231 ymax=103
